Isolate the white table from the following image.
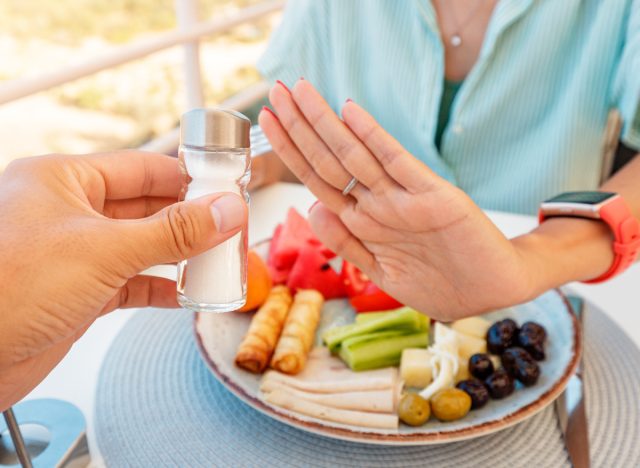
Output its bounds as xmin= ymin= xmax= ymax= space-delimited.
xmin=25 ymin=183 xmax=640 ymax=467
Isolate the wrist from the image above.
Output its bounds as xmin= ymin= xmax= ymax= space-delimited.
xmin=511 ymin=217 xmax=614 ymax=295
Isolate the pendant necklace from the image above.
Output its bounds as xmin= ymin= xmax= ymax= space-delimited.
xmin=448 ymin=1 xmax=484 ymax=48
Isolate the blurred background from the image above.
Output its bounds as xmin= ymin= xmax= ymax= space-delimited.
xmin=0 ymin=0 xmax=283 ymax=169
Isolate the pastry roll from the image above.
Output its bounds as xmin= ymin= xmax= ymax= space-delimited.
xmin=270 ymin=289 xmax=324 ymax=374
xmin=235 ymin=285 xmax=293 ymax=373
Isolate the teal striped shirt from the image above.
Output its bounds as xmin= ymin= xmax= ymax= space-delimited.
xmin=258 ymin=0 xmax=640 ymax=214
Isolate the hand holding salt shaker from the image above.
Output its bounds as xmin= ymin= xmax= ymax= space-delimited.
xmin=177 ymin=108 xmax=251 ymax=312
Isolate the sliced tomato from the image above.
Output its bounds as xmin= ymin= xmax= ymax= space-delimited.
xmin=349 ymin=283 xmax=403 ymax=312
xmin=340 ymin=261 xmax=370 ymax=297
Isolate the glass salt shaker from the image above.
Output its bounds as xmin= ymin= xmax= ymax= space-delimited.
xmin=177 ymin=108 xmax=251 ymax=312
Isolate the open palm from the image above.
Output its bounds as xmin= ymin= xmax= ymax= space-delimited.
xmin=259 ymin=80 xmax=536 ymax=320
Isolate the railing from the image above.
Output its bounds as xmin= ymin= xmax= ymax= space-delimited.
xmin=0 ymin=0 xmax=284 ymax=154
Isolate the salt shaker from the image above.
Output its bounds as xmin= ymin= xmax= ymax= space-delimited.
xmin=177 ymin=108 xmax=251 ymax=312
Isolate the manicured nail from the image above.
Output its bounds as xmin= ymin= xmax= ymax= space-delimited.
xmin=275 ymin=80 xmax=291 ymax=94
xmin=261 ymin=106 xmax=278 ymax=119
xmin=210 ymin=194 xmax=245 ymax=233
xmin=345 ymin=98 xmax=353 ymax=103
xmin=308 ymin=200 xmax=320 ymax=213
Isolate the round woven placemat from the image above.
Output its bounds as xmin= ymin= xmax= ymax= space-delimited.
xmin=95 ymin=304 xmax=640 ymax=467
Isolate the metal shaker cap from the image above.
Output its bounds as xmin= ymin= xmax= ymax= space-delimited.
xmin=180 ymin=108 xmax=250 ymax=149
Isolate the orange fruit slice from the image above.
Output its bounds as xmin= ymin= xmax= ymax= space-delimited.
xmin=237 ymin=250 xmax=273 ymax=312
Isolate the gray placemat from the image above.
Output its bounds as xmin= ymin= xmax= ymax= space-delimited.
xmin=95 ymin=303 xmax=640 ymax=467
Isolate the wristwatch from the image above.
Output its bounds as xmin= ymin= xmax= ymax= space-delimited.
xmin=539 ymin=191 xmax=640 ymax=283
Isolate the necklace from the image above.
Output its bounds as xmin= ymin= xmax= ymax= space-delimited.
xmin=447 ymin=0 xmax=485 ymax=48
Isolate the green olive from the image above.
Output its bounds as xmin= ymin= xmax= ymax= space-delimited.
xmin=430 ymin=388 xmax=472 ymax=422
xmin=397 ymin=392 xmax=431 ymax=426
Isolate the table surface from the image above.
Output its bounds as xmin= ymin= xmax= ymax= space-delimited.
xmin=25 ymin=183 xmax=640 ymax=467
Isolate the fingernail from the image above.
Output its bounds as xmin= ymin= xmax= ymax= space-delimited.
xmin=345 ymin=98 xmax=353 ymax=103
xmin=210 ymin=194 xmax=245 ymax=233
xmin=276 ymin=80 xmax=291 ymax=94
xmin=308 ymin=200 xmax=320 ymax=213
xmin=261 ymin=106 xmax=278 ymax=119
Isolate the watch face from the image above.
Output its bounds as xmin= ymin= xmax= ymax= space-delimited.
xmin=544 ymin=191 xmax=616 ymax=205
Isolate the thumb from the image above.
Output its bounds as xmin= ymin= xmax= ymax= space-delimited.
xmin=119 ymin=192 xmax=247 ymax=271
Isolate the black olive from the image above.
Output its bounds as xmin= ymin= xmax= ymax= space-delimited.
xmin=518 ymin=322 xmax=547 ymax=360
xmin=456 ymin=379 xmax=490 ymax=409
xmin=486 ymin=319 xmax=519 ymax=355
xmin=516 ymin=359 xmax=541 ymax=386
xmin=521 ymin=321 xmax=547 ymax=340
xmin=501 ymin=347 xmax=540 ymax=386
xmin=501 ymin=347 xmax=530 ymax=375
xmin=468 ymin=353 xmax=495 ymax=380
xmin=485 ymin=369 xmax=515 ymax=399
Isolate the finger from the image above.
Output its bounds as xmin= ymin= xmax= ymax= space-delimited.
xmin=101 ymin=275 xmax=179 ymax=314
xmin=291 ymin=80 xmax=395 ymax=194
xmin=342 ymin=101 xmax=441 ymax=193
xmin=82 ymin=150 xmax=182 ymax=200
xmin=269 ymin=83 xmax=360 ymax=196
xmin=103 ymin=196 xmax=177 ymax=219
xmin=259 ymin=107 xmax=354 ymax=213
xmin=113 ymin=192 xmax=247 ymax=274
xmin=308 ymin=203 xmax=379 ymax=279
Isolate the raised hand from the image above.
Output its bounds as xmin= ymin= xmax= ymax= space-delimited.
xmin=259 ymin=80 xmax=538 ymax=320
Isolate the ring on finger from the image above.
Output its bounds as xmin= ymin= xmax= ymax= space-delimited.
xmin=342 ymin=176 xmax=358 ymax=196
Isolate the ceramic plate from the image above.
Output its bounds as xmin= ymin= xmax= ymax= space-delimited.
xmin=194 ymin=255 xmax=580 ymax=445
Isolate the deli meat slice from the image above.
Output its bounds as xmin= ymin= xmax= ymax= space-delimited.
xmin=264 ymin=389 xmax=399 ymax=430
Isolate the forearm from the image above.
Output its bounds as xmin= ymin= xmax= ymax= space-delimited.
xmin=514 ymin=154 xmax=640 ymax=296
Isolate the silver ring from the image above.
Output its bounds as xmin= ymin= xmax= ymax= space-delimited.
xmin=341 ymin=176 xmax=358 ymax=196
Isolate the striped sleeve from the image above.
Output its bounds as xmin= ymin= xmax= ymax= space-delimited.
xmin=257 ymin=0 xmax=336 ymax=100
xmin=614 ymin=0 xmax=640 ymax=151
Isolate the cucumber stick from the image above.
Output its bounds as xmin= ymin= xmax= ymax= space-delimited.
xmin=323 ymin=307 xmax=427 ymax=352
xmin=339 ymin=332 xmax=429 ymax=371
xmin=355 ymin=307 xmax=429 ymax=331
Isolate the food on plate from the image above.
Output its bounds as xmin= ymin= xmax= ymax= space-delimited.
xmin=451 ymin=316 xmax=491 ymax=340
xmin=486 ymin=318 xmax=519 ymax=355
xmin=400 ymin=348 xmax=433 ymax=388
xmin=263 ymin=389 xmax=399 ymax=429
xmin=468 ymin=353 xmax=495 ymax=380
xmin=261 ymin=347 xmax=401 ymax=429
xmin=484 ymin=369 xmax=515 ymax=399
xmin=430 ymin=388 xmax=472 ymax=422
xmin=455 ymin=356 xmax=471 ymax=383
xmin=340 ymin=261 xmax=403 ymax=312
xmin=322 ymin=307 xmax=429 ymax=370
xmin=349 ymin=283 xmax=403 ymax=312
xmin=237 ymin=250 xmax=273 ymax=312
xmin=501 ymin=347 xmax=541 ymax=386
xmin=286 ymin=243 xmax=345 ymax=299
xmin=270 ymin=289 xmax=324 ymax=374
xmin=323 ymin=307 xmax=429 ymax=352
xmin=456 ymin=379 xmax=490 ymax=409
xmin=267 ymin=208 xmax=336 ymax=286
xmin=261 ymin=379 xmax=397 ymax=413
xmin=397 ymin=393 xmax=431 ymax=426
xmin=517 ymin=321 xmax=547 ymax=360
xmin=234 ymin=286 xmax=293 ymax=373
xmin=339 ymin=330 xmax=429 ymax=371
xmin=455 ymin=332 xmax=487 ymax=361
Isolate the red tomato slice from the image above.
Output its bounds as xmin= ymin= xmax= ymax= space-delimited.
xmin=340 ymin=261 xmax=370 ymax=297
xmin=349 ymin=284 xmax=403 ymax=312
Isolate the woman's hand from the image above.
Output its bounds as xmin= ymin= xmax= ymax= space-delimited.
xmin=259 ymin=80 xmax=539 ymax=321
xmin=0 ymin=151 xmax=247 ymax=410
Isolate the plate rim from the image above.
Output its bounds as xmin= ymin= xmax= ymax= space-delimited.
xmin=193 ymin=289 xmax=581 ymax=445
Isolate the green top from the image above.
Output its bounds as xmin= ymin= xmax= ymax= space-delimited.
xmin=435 ymin=79 xmax=464 ymax=151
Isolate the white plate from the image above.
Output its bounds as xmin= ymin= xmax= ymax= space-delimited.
xmin=194 ymin=286 xmax=580 ymax=445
